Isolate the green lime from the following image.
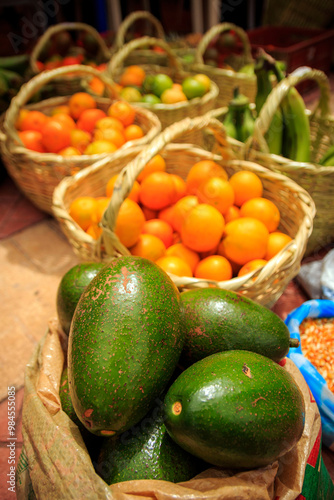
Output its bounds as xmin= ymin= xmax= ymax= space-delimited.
xmin=151 ymin=74 xmax=173 ymax=97
xmin=141 ymin=93 xmax=161 ymax=104
xmin=120 ymin=86 xmax=142 ymax=102
xmin=181 ymin=77 xmax=206 ymax=100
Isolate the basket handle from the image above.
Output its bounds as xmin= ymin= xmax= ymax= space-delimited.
xmin=114 ymin=10 xmax=165 ymax=50
xmin=30 ymin=22 xmax=112 ymax=73
xmin=100 ymin=115 xmax=230 ymax=255
xmin=108 ymin=36 xmax=184 ymax=79
xmin=3 ymin=65 xmax=117 ymax=149
xmin=250 ymin=67 xmax=331 ymax=154
xmin=194 ymin=22 xmax=253 ymax=65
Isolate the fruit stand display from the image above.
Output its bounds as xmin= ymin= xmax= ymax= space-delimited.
xmin=190 ymin=23 xmax=257 ymax=107
xmin=52 ymin=113 xmax=315 ymax=308
xmin=29 ymin=22 xmax=112 ymax=96
xmin=106 ymin=36 xmax=219 ymax=145
xmin=0 ymin=64 xmax=161 ymax=214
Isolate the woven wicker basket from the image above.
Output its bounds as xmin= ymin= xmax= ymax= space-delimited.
xmin=190 ymin=23 xmax=256 ymax=108
xmin=52 ymin=114 xmax=315 ymax=308
xmin=248 ymin=67 xmax=334 ymax=255
xmin=1 ymin=65 xmax=161 ymax=215
xmin=108 ymin=36 xmax=219 ymax=145
xmin=30 ymin=22 xmax=112 ymax=96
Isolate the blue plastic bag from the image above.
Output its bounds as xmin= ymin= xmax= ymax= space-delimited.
xmin=285 ymin=299 xmax=334 ymax=449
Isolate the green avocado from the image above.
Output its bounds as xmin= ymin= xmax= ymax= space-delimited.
xmin=96 ymin=396 xmax=206 ymax=485
xmin=68 ymin=256 xmax=184 ymax=437
xmin=164 ymin=350 xmax=305 ymax=469
xmin=56 ymin=262 xmax=106 ymax=336
xmin=179 ymin=288 xmax=296 ymax=366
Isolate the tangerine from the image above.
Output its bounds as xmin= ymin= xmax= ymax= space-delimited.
xmin=130 ymin=233 xmax=166 ymax=261
xmin=139 ymin=171 xmax=176 ymax=210
xmin=229 ymin=170 xmax=263 ymax=207
xmin=114 ymin=198 xmax=145 ymax=248
xmin=155 ymin=255 xmax=192 ymax=277
xmin=95 ymin=116 xmax=124 ymax=132
xmin=136 ymin=154 xmax=166 ymax=183
xmin=186 ymin=160 xmax=228 ymax=195
xmin=84 ymin=141 xmax=118 ymax=155
xmin=68 ymin=92 xmax=97 ymax=120
xmin=108 ymin=101 xmax=136 ymax=127
xmin=239 ymin=197 xmax=280 ymax=232
xmin=77 ymin=108 xmax=107 ymax=133
xmin=220 ymin=217 xmax=269 ymax=265
xmin=41 ymin=119 xmax=71 ymax=153
xmin=196 ymin=176 xmax=235 ymax=214
xmin=171 ymin=195 xmax=198 ymax=233
xmin=18 ymin=130 xmax=45 ymax=152
xmin=69 ymin=196 xmax=98 ymax=231
xmin=224 ymin=205 xmax=240 ymax=224
xmin=119 ymin=65 xmax=146 ymax=87
xmin=51 ymin=112 xmax=76 ymax=130
xmin=265 ymin=231 xmax=293 ymax=260
xmin=170 ymin=174 xmax=187 ymax=202
xmin=194 ymin=255 xmax=233 ymax=281
xmin=58 ymin=146 xmax=81 ymax=156
xmin=181 ymin=203 xmax=225 ymax=253
xmin=166 ymin=243 xmax=200 ymax=273
xmin=124 ymin=124 xmax=144 ymax=142
xmin=237 ymin=259 xmax=267 ymax=277
xmin=142 ymin=218 xmax=174 ymax=248
xmin=70 ymin=129 xmax=91 ymax=153
xmin=20 ymin=110 xmax=48 ymax=132
xmin=93 ymin=127 xmax=126 ymax=148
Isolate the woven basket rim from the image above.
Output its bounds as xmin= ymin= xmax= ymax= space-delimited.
xmin=113 ymin=10 xmax=165 ymax=50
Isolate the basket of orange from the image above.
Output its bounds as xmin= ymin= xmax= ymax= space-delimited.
xmin=0 ymin=65 xmax=161 ymax=214
xmin=107 ymin=36 xmax=219 ymax=144
xmin=29 ymin=22 xmax=112 ymax=96
xmin=190 ymin=22 xmax=257 ymax=107
xmin=52 ymin=114 xmax=315 ymax=307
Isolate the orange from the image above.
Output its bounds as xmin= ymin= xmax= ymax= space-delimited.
xmin=158 ymin=205 xmax=175 ymax=227
xmin=155 ymin=255 xmax=192 ymax=277
xmin=84 ymin=141 xmax=118 ymax=155
xmin=18 ymin=130 xmax=45 ymax=152
xmin=95 ymin=116 xmax=125 ymax=132
xmin=95 ymin=196 xmax=110 ymax=222
xmin=68 ymin=92 xmax=97 ymax=120
xmin=224 ymin=205 xmax=240 ymax=224
xmin=130 ymin=233 xmax=166 ymax=262
xmin=120 ymin=86 xmax=142 ymax=103
xmin=171 ymin=195 xmax=198 ymax=232
xmin=58 ymin=146 xmax=81 ymax=156
xmin=69 ymin=196 xmax=98 ymax=231
xmin=237 ymin=259 xmax=267 ymax=277
xmin=124 ymin=124 xmax=144 ymax=142
xmin=119 ymin=65 xmax=146 ymax=87
xmin=114 ymin=198 xmax=145 ymax=248
xmin=220 ymin=217 xmax=269 ymax=266
xmin=88 ymin=76 xmax=105 ymax=96
xmin=239 ymin=197 xmax=280 ymax=232
xmin=142 ymin=218 xmax=174 ymax=248
xmin=139 ymin=171 xmax=176 ymax=210
xmin=229 ymin=170 xmax=263 ymax=207
xmin=41 ymin=119 xmax=71 ymax=153
xmin=166 ymin=243 xmax=200 ymax=273
xmin=265 ymin=231 xmax=293 ymax=260
xmin=106 ymin=174 xmax=140 ymax=203
xmin=137 ymin=154 xmax=166 ymax=183
xmin=186 ymin=160 xmax=228 ymax=195
xmin=194 ymin=255 xmax=233 ymax=281
xmin=170 ymin=174 xmax=187 ymax=203
xmin=93 ymin=127 xmax=126 ymax=148
xmin=70 ymin=129 xmax=91 ymax=153
xmin=86 ymin=223 xmax=103 ymax=240
xmin=217 ymin=240 xmax=242 ymax=276
xmin=20 ymin=110 xmax=48 ymax=132
xmin=108 ymin=101 xmax=136 ymax=127
xmin=196 ymin=176 xmax=235 ymax=215
xmin=51 ymin=105 xmax=71 ymax=116
xmin=77 ymin=108 xmax=107 ymax=133
xmin=160 ymin=87 xmax=187 ymax=104
xmin=51 ymin=112 xmax=76 ymax=130
xmin=181 ymin=203 xmax=225 ymax=253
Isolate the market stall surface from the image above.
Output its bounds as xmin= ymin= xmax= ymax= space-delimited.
xmin=1 ymin=76 xmax=334 ymax=494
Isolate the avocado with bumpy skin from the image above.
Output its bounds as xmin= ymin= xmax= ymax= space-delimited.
xmin=179 ymin=287 xmax=296 ymax=367
xmin=164 ymin=350 xmax=305 ymax=469
xmin=68 ymin=256 xmax=184 ymax=437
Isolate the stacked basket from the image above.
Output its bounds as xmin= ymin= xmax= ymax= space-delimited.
xmin=0 ymin=65 xmax=161 ymax=214
xmin=248 ymin=67 xmax=334 ymax=255
xmin=52 ymin=114 xmax=315 ymax=308
xmin=107 ymin=36 xmax=219 ymax=145
xmin=190 ymin=23 xmax=256 ymax=107
xmin=29 ymin=22 xmax=112 ymax=96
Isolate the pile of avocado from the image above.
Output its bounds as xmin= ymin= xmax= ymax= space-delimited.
xmin=57 ymin=256 xmax=305 ymax=485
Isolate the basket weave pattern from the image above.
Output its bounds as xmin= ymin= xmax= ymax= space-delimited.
xmin=52 ymin=115 xmax=315 ymax=308
xmin=108 ymin=36 xmax=219 ymax=145
xmin=1 ymin=65 xmax=161 ymax=214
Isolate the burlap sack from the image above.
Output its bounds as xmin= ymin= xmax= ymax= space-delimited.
xmin=16 ymin=318 xmax=334 ymax=500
